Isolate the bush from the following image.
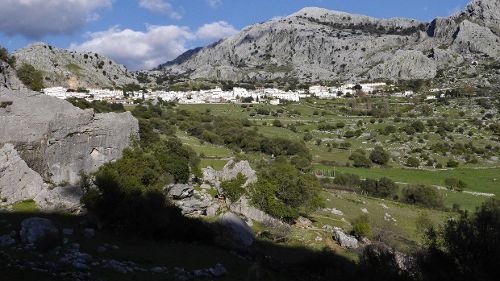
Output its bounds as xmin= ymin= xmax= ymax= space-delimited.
xmin=361 ymin=177 xmax=398 ymax=198
xmin=350 ymin=152 xmax=372 ymax=168
xmin=352 ymin=215 xmax=372 ymax=239
xmin=406 ymin=157 xmax=420 ymax=168
xmin=369 ymin=146 xmax=390 ymax=165
xmin=17 ymin=63 xmax=44 ymax=91
xmin=250 ymin=158 xmax=323 ymax=221
xmin=402 ymin=185 xmax=444 ymax=209
xmin=446 ymin=159 xmax=460 ymax=168
xmin=444 ymin=177 xmax=468 ymax=191
xmin=333 ymin=173 xmax=361 ymax=188
xmin=220 ymin=173 xmax=247 ymax=202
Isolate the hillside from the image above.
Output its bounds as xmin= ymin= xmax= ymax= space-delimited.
xmin=160 ymin=0 xmax=500 ymax=84
xmin=14 ymin=43 xmax=138 ymax=89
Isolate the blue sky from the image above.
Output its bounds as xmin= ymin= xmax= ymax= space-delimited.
xmin=0 ymin=0 xmax=470 ymax=70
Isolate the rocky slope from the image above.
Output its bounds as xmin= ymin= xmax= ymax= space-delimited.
xmin=14 ymin=43 xmax=138 ymax=89
xmin=160 ymin=0 xmax=500 ymax=83
xmin=0 ymin=87 xmax=139 ymax=210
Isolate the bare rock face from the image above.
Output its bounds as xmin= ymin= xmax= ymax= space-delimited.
xmin=0 ymin=89 xmax=139 ymax=185
xmin=0 ymin=62 xmax=24 ymax=90
xmin=452 ymin=20 xmax=500 ymax=57
xmin=368 ymin=50 xmax=437 ymax=80
xmin=216 ymin=212 xmax=255 ymax=250
xmin=0 ymin=143 xmax=47 ymax=204
xmin=203 ymin=160 xmax=257 ymax=189
xmin=160 ymin=0 xmax=499 ymax=83
xmin=13 ymin=43 xmax=138 ymax=89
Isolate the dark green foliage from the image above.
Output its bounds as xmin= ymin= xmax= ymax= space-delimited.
xmin=350 ymin=151 xmax=372 ymax=168
xmin=81 ymin=142 xmax=207 ymax=240
xmin=66 ymin=98 xmax=125 ymax=113
xmin=444 ymin=177 xmax=467 ymax=191
xmin=402 ymin=185 xmax=444 ymax=209
xmin=250 ymin=158 xmax=323 ymax=221
xmin=446 ymin=159 xmax=459 ymax=168
xmin=418 ymin=199 xmax=500 ymax=281
xmin=406 ymin=157 xmax=420 ymax=168
xmin=370 ymin=146 xmax=390 ymax=165
xmin=333 ymin=173 xmax=361 ymax=188
xmin=17 ymin=63 xmax=44 ymax=91
xmin=220 ymin=173 xmax=247 ymax=202
xmin=361 ymin=177 xmax=398 ymax=198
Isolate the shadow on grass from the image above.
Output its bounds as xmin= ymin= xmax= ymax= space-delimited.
xmin=0 ymin=211 xmax=396 ymax=281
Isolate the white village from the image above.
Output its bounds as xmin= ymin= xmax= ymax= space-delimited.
xmin=42 ymin=82 xmax=423 ymax=105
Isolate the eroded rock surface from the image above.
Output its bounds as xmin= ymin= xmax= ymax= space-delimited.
xmin=0 ymin=89 xmax=139 ymax=185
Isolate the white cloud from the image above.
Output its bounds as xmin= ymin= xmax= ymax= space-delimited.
xmin=206 ymin=0 xmax=222 ymax=8
xmin=70 ymin=21 xmax=239 ymax=70
xmin=0 ymin=0 xmax=111 ymax=38
xmin=196 ymin=21 xmax=237 ymax=41
xmin=139 ymin=0 xmax=181 ymax=19
xmin=70 ymin=25 xmax=195 ymax=70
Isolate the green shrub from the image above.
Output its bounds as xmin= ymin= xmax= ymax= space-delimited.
xmin=402 ymin=184 xmax=444 ymax=209
xmin=369 ymin=146 xmax=390 ymax=165
xmin=361 ymin=177 xmax=398 ymax=198
xmin=444 ymin=177 xmax=468 ymax=191
xmin=333 ymin=173 xmax=361 ymax=187
xmin=350 ymin=152 xmax=372 ymax=168
xmin=220 ymin=173 xmax=247 ymax=202
xmin=406 ymin=157 xmax=420 ymax=168
xmin=446 ymin=159 xmax=460 ymax=168
xmin=352 ymin=215 xmax=372 ymax=239
xmin=17 ymin=63 xmax=44 ymax=91
xmin=250 ymin=158 xmax=323 ymax=221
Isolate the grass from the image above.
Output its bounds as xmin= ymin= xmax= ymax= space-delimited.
xmin=200 ymin=159 xmax=228 ymax=170
xmin=314 ymin=166 xmax=500 ymax=196
xmin=65 ymin=63 xmax=83 ymax=75
xmin=9 ymin=200 xmax=38 ymax=213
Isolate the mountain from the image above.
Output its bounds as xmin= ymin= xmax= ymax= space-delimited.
xmin=159 ymin=0 xmax=500 ymax=84
xmin=14 ymin=43 xmax=138 ymax=89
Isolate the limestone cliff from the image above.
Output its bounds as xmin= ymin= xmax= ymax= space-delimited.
xmin=0 ymin=88 xmax=139 ymax=185
xmin=160 ymin=0 xmax=499 ymax=83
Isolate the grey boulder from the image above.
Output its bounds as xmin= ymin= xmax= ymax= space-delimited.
xmin=20 ymin=217 xmax=59 ymax=245
xmin=333 ymin=229 xmax=359 ymax=249
xmin=216 ymin=212 xmax=254 ymax=250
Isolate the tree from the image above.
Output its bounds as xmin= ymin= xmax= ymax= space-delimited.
xmin=250 ymin=158 xmax=323 ymax=221
xmin=272 ymin=119 xmax=283 ymax=127
xmin=406 ymin=157 xmax=420 ymax=168
xmin=402 ymin=185 xmax=444 ymax=209
xmin=418 ymin=199 xmax=500 ymax=281
xmin=444 ymin=177 xmax=468 ymax=191
xmin=361 ymin=177 xmax=398 ymax=198
xmin=220 ymin=173 xmax=247 ymax=202
xmin=17 ymin=63 xmax=44 ymax=91
xmin=350 ymin=152 xmax=372 ymax=168
xmin=370 ymin=146 xmax=390 ymax=165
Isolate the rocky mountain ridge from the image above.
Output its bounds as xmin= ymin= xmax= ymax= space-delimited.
xmin=13 ymin=43 xmax=138 ymax=89
xmin=160 ymin=0 xmax=499 ymax=83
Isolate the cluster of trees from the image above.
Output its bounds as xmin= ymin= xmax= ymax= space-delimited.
xmin=81 ymin=139 xmax=207 ymax=240
xmin=349 ymin=146 xmax=390 ymax=168
xmin=250 ymin=158 xmax=323 ymax=221
xmin=329 ymin=173 xmax=445 ymax=209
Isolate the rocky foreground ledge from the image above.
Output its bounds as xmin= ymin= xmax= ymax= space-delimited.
xmin=0 ymin=88 xmax=139 ymax=211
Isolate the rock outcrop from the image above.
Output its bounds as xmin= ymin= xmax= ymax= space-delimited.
xmin=333 ymin=228 xmax=359 ymax=249
xmin=0 ymin=61 xmax=23 ymax=90
xmin=20 ymin=217 xmax=60 ymax=245
xmin=0 ymin=89 xmax=139 ymax=185
xmin=160 ymin=0 xmax=499 ymax=83
xmin=203 ymin=160 xmax=257 ymax=190
xmin=13 ymin=43 xmax=138 ymax=89
xmin=216 ymin=212 xmax=255 ymax=250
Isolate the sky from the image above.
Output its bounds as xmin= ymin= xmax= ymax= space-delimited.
xmin=0 ymin=0 xmax=471 ymax=70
